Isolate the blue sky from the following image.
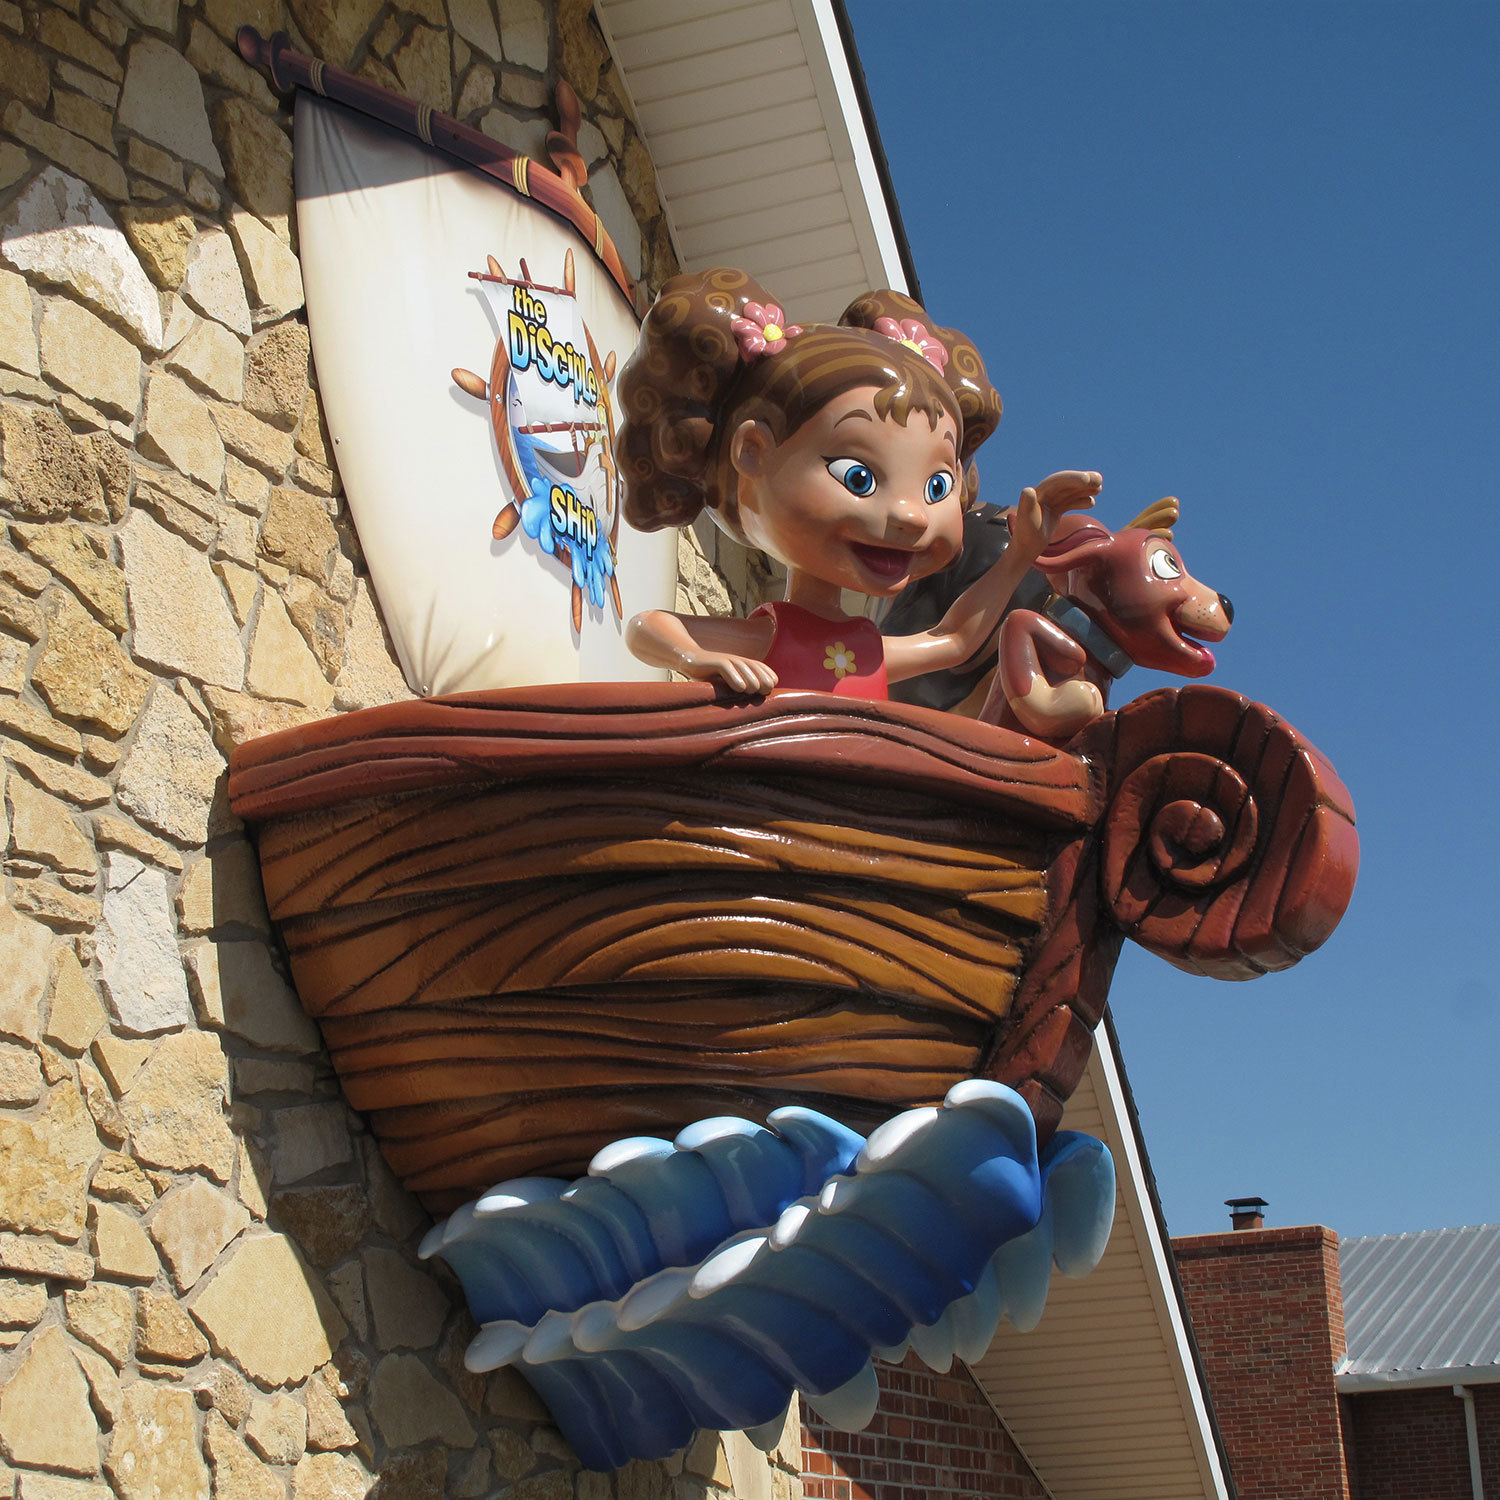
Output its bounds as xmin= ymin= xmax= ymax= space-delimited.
xmin=848 ymin=1 xmax=1500 ymax=1238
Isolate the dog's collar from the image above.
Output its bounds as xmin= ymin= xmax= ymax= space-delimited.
xmin=1043 ymin=595 xmax=1134 ymax=680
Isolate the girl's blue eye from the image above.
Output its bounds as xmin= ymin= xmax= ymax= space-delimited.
xmin=925 ymin=471 xmax=954 ymax=505
xmin=826 ymin=457 xmax=876 ymax=497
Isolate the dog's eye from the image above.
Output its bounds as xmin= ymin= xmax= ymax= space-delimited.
xmin=1149 ymin=549 xmax=1183 ymax=580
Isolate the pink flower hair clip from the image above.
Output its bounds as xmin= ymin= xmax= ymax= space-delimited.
xmin=874 ymin=316 xmax=949 ymax=374
xmin=731 ymin=301 xmax=802 ymax=360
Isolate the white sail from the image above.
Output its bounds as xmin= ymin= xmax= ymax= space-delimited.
xmin=294 ymin=94 xmax=673 ymax=695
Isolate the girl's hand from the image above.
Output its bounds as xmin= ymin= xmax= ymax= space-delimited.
xmin=682 ymin=652 xmax=779 ymax=695
xmin=1012 ymin=470 xmax=1102 ymax=557
xmin=625 ymin=610 xmax=778 ymax=690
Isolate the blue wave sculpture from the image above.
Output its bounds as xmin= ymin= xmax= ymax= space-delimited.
xmin=421 ymin=1080 xmax=1115 ymax=1471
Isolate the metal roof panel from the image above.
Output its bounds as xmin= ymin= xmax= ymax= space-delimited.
xmin=1339 ymin=1223 xmax=1500 ymax=1382
xmin=668 ymin=160 xmax=845 ymax=230
xmin=623 ymin=34 xmax=805 ymax=108
xmin=630 ymin=68 xmax=818 ymax=136
xmin=649 ymin=99 xmax=831 ymax=169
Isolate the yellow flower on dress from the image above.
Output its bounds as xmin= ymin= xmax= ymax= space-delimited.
xmin=823 ymin=641 xmax=857 ymax=679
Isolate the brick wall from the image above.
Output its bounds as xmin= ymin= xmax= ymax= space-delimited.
xmin=1173 ymin=1225 xmax=1350 ymax=1500
xmin=800 ymin=1354 xmax=1047 ymax=1500
xmin=1346 ymin=1384 xmax=1500 ymax=1500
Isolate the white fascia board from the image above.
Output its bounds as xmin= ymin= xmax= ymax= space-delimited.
xmin=1093 ymin=1027 xmax=1233 ymax=1500
xmin=1338 ymin=1367 xmax=1500 ymax=1394
xmin=786 ymin=0 xmax=909 ymax=293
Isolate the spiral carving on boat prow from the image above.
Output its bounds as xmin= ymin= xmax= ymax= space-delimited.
xmin=1089 ymin=684 xmax=1359 ymax=978
xmin=983 ymin=683 xmax=1357 ymax=1136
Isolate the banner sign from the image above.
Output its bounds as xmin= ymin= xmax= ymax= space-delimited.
xmin=295 ymin=95 xmax=674 ymax=695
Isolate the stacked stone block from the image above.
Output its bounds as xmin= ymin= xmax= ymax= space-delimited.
xmin=0 ymin=1 xmax=782 ymax=1496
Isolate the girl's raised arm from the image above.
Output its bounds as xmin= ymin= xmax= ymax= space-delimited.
xmin=884 ymin=470 xmax=1102 ymax=684
xmin=626 ymin=610 xmax=779 ymax=695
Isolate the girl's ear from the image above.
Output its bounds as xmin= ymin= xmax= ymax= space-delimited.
xmin=729 ymin=419 xmax=776 ymax=478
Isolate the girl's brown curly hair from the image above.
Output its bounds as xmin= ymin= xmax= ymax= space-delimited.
xmin=618 ymin=268 xmax=1003 ymax=538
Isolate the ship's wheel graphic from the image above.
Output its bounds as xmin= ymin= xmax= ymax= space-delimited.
xmin=454 ymin=247 xmax=622 ymax=632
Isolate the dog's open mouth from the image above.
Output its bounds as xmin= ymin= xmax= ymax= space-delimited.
xmin=1173 ymin=621 xmax=1225 ymax=670
xmin=849 ymin=543 xmax=916 ymax=584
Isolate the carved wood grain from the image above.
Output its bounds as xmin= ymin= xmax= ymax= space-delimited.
xmin=228 ymin=682 xmax=1092 ymax=827
xmin=231 ymin=687 xmax=1093 ymax=1208
xmin=257 ymin=777 xmax=1047 ymax=923
xmin=323 ymin=985 xmax=987 ymax=1207
xmin=229 ymin=682 xmax=1357 ymax=1211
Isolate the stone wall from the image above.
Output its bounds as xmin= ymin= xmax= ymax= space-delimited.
xmin=0 ymin=1 xmax=783 ymax=1496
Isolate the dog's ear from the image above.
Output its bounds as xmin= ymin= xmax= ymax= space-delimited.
xmin=1032 ymin=516 xmax=1116 ymax=574
xmin=1126 ymin=496 xmax=1179 ymax=536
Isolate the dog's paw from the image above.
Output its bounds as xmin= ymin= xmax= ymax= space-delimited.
xmin=1012 ymin=678 xmax=1104 ymax=739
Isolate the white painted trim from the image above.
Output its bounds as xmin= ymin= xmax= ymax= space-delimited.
xmin=1092 ymin=1028 xmax=1233 ymax=1500
xmin=1458 ymin=1385 xmax=1486 ymax=1500
xmin=785 ymin=0 xmax=909 ymax=293
xmin=1338 ymin=1367 xmax=1500 ymax=1394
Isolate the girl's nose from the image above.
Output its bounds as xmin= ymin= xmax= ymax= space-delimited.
xmin=883 ymin=500 xmax=927 ymax=544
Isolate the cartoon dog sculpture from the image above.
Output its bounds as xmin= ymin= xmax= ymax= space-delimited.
xmin=978 ymin=497 xmax=1233 ymax=741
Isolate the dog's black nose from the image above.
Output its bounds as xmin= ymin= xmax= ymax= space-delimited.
xmin=1218 ymin=592 xmax=1235 ymax=624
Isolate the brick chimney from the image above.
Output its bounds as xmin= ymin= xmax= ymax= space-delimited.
xmin=1172 ymin=1220 xmax=1351 ymax=1500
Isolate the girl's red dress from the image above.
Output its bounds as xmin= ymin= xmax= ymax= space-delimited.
xmin=748 ymin=601 xmax=889 ymax=699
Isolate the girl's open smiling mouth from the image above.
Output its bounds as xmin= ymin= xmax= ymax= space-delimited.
xmin=849 ymin=542 xmax=917 ymax=582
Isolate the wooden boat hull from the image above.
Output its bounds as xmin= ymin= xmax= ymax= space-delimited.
xmin=228 ymin=682 xmax=1357 ymax=1213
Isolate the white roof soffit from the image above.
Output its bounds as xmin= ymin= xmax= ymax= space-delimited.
xmin=971 ymin=1028 xmax=1232 ymax=1500
xmin=594 ymin=0 xmax=911 ymax=322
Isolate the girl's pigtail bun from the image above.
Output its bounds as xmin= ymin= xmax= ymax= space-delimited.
xmin=840 ymin=289 xmax=1003 ymax=499
xmin=618 ymin=267 xmax=782 ymax=532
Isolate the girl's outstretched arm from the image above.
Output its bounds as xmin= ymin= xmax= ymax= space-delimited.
xmin=884 ymin=470 xmax=1102 ymax=684
xmin=626 ymin=610 xmax=779 ymax=694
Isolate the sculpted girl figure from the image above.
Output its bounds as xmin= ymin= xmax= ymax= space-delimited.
xmin=618 ymin=268 xmax=1101 ymax=698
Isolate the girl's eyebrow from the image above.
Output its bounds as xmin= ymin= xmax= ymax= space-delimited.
xmin=832 ymin=408 xmax=875 ymax=428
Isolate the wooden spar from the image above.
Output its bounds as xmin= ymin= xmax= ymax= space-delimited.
xmin=236 ymin=27 xmax=637 ymax=305
xmin=470 ymin=272 xmax=574 ymax=298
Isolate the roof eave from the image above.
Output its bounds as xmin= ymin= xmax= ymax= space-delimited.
xmin=1338 ymin=1366 xmax=1500 ymax=1394
xmin=593 ymin=0 xmax=919 ymax=319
